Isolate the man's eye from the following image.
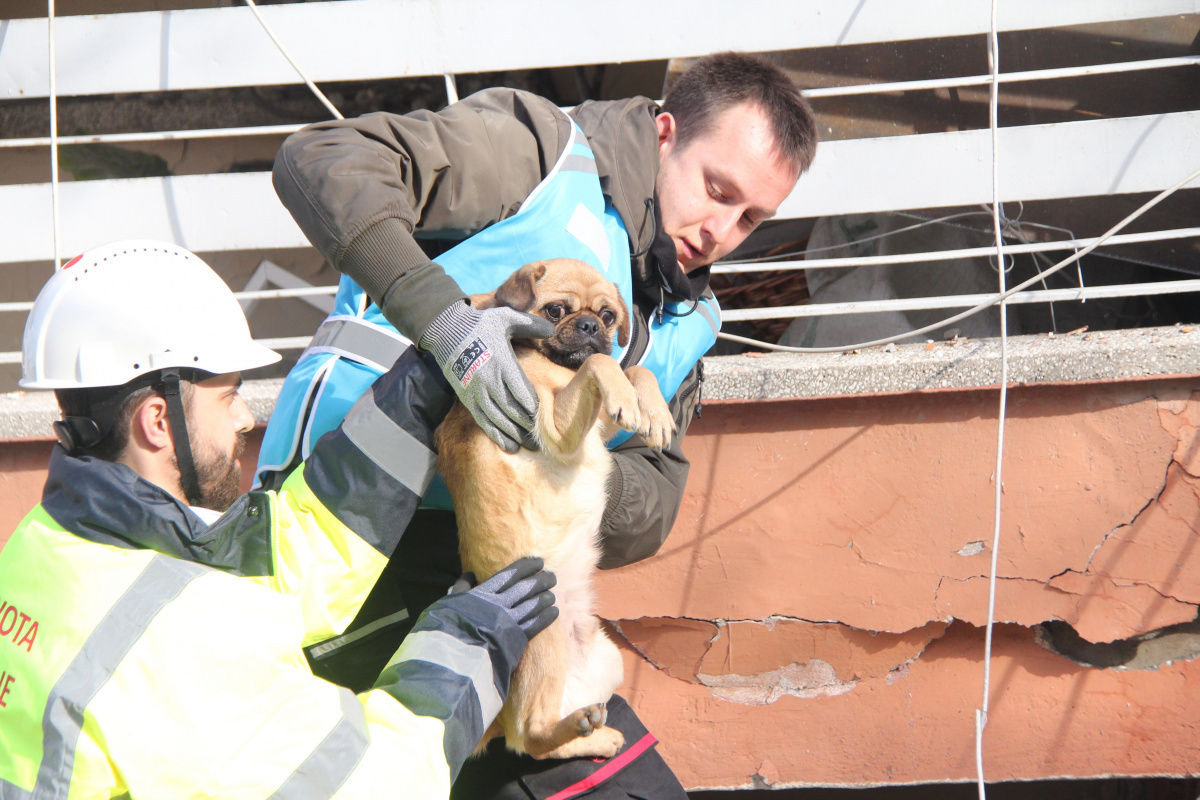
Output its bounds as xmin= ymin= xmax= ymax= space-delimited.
xmin=544 ymin=304 xmax=565 ymax=321
xmin=707 ymin=183 xmax=726 ymax=202
xmin=600 ymin=310 xmax=616 ymax=326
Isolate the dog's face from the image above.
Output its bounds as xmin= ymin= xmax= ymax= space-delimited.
xmin=475 ymin=259 xmax=630 ymax=370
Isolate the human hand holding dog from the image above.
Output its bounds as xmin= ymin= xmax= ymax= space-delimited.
xmin=450 ymin=556 xmax=559 ymax=641
xmin=420 ymin=301 xmax=556 ymax=453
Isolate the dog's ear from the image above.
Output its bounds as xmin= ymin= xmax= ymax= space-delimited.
xmin=611 ymin=283 xmax=631 ymax=348
xmin=493 ymin=262 xmax=548 ymax=313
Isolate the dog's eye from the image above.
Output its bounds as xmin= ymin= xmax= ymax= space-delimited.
xmin=600 ymin=310 xmax=616 ymax=326
xmin=544 ymin=304 xmax=565 ymax=321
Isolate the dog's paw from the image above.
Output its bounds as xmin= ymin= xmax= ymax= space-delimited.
xmin=636 ymin=393 xmax=676 ymax=451
xmin=540 ymin=715 xmax=625 ymax=760
xmin=602 ymin=382 xmax=642 ymax=434
xmin=623 ymin=365 xmax=675 ymax=449
xmin=583 ymin=726 xmax=624 ymax=758
xmin=572 ymin=702 xmax=608 ymax=737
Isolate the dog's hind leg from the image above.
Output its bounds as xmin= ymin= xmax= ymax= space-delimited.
xmin=560 ymin=615 xmax=624 ymax=717
xmin=503 ymin=620 xmax=623 ymax=759
xmin=538 ymin=617 xmax=626 ymax=760
xmin=470 ymin=718 xmax=504 ymax=757
xmin=502 ymin=621 xmax=570 ymax=756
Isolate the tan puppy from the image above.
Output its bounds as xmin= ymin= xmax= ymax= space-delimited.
xmin=436 ymin=258 xmax=675 ymax=760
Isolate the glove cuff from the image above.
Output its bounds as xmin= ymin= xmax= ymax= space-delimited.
xmin=379 ymin=261 xmax=470 ymax=343
xmin=420 ymin=300 xmax=482 ymax=363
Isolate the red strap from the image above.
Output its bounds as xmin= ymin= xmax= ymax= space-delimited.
xmin=543 ymin=732 xmax=658 ymax=800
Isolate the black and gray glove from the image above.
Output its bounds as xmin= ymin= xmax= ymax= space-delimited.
xmin=450 ymin=556 xmax=559 ymax=641
xmin=419 ymin=301 xmax=556 ymax=453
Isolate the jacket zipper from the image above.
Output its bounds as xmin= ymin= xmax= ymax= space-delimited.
xmin=621 ymin=309 xmax=645 ymax=369
xmin=677 ymin=358 xmax=705 ymax=423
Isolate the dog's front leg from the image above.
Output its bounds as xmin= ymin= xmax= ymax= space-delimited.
xmin=538 ymin=354 xmax=640 ymax=455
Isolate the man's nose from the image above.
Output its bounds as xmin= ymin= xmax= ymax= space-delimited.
xmin=703 ymin=206 xmax=741 ymax=246
xmin=232 ymin=397 xmax=255 ymax=433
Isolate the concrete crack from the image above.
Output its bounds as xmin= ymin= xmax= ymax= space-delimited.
xmin=1086 ymin=458 xmax=1174 ymax=573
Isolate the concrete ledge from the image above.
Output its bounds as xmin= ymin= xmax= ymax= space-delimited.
xmin=0 ymin=378 xmax=287 ymax=440
xmin=2 ymin=325 xmax=1198 ymax=439
xmin=704 ymin=324 xmax=1200 ymax=401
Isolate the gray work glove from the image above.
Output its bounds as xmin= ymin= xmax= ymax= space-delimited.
xmin=419 ymin=301 xmax=556 ymax=453
xmin=450 ymin=556 xmax=559 ymax=641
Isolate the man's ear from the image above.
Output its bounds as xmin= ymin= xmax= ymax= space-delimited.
xmin=656 ymin=112 xmax=676 ymax=153
xmin=493 ymin=262 xmax=548 ymax=313
xmin=128 ymin=394 xmax=172 ymax=452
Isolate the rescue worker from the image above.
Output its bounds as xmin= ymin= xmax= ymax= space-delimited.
xmin=0 ymin=240 xmax=559 ymax=799
xmin=260 ymin=52 xmax=818 ymax=797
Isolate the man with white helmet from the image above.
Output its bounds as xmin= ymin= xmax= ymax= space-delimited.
xmin=0 ymin=240 xmax=558 ymax=799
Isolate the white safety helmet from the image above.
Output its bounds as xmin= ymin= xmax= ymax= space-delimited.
xmin=21 ymin=239 xmax=280 ymax=389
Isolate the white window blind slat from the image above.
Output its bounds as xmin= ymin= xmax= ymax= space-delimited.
xmin=2 ymin=0 xmax=1197 ymax=99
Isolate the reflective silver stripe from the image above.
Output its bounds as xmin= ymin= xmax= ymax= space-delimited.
xmin=695 ymin=299 xmax=720 ymax=337
xmin=307 ymin=607 xmax=411 ymax=660
xmin=393 ymin=630 xmax=503 ymax=725
xmin=268 ymin=688 xmax=368 ymax=800
xmin=0 ymin=778 xmax=31 ymax=799
xmin=27 ymin=556 xmax=205 ymax=800
xmin=341 ymin=389 xmax=438 ymax=497
xmin=560 ymin=154 xmax=598 ymax=174
xmin=308 ymin=317 xmax=411 ymax=372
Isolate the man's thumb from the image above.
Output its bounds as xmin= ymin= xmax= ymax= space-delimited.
xmin=502 ymin=309 xmax=556 ymax=340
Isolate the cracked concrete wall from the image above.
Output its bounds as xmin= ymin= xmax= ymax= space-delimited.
xmin=3 ymin=376 xmax=1200 ymax=788
xmin=593 ymin=378 xmax=1200 ymax=788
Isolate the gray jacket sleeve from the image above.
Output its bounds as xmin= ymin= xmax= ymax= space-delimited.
xmin=598 ymin=360 xmax=704 ymax=569
xmin=271 ymin=88 xmax=573 ymax=342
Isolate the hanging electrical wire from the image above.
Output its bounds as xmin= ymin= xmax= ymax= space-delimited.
xmin=716 ymin=161 xmax=1200 ymax=355
xmin=977 ymin=2 xmax=1006 ymax=795
xmin=242 ymin=0 xmax=343 ymax=121
xmin=719 ymin=210 xmax=996 ymax=264
xmin=47 ymin=0 xmax=62 ymax=270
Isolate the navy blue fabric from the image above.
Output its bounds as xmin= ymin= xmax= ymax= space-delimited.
xmin=374 ymin=590 xmax=527 ymax=780
xmin=42 ymin=447 xmax=273 ymax=577
xmin=303 ymin=348 xmax=453 ymax=557
xmin=376 ymin=660 xmax=485 ymax=781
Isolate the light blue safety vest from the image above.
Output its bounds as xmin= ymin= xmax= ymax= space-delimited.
xmin=255 ymin=120 xmax=721 ymax=507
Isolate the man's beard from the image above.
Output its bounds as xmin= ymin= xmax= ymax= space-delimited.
xmin=175 ymin=430 xmax=247 ymax=512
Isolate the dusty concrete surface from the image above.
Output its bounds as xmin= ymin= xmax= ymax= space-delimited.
xmin=2 ymin=324 xmax=1196 ymax=438
xmin=704 ymin=324 xmax=1200 ymax=401
xmin=2 ymin=331 xmax=1200 ymax=787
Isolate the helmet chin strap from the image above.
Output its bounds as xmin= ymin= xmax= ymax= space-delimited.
xmin=158 ymin=369 xmax=203 ymax=507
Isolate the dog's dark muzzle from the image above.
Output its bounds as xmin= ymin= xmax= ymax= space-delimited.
xmin=544 ymin=314 xmax=612 ymax=368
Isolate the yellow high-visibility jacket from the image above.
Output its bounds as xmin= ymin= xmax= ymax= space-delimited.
xmin=0 ymin=350 xmax=524 ymax=799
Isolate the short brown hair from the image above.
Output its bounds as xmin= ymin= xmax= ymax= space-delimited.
xmin=662 ymin=52 xmax=818 ymax=175
xmin=55 ymin=379 xmax=194 ymax=461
